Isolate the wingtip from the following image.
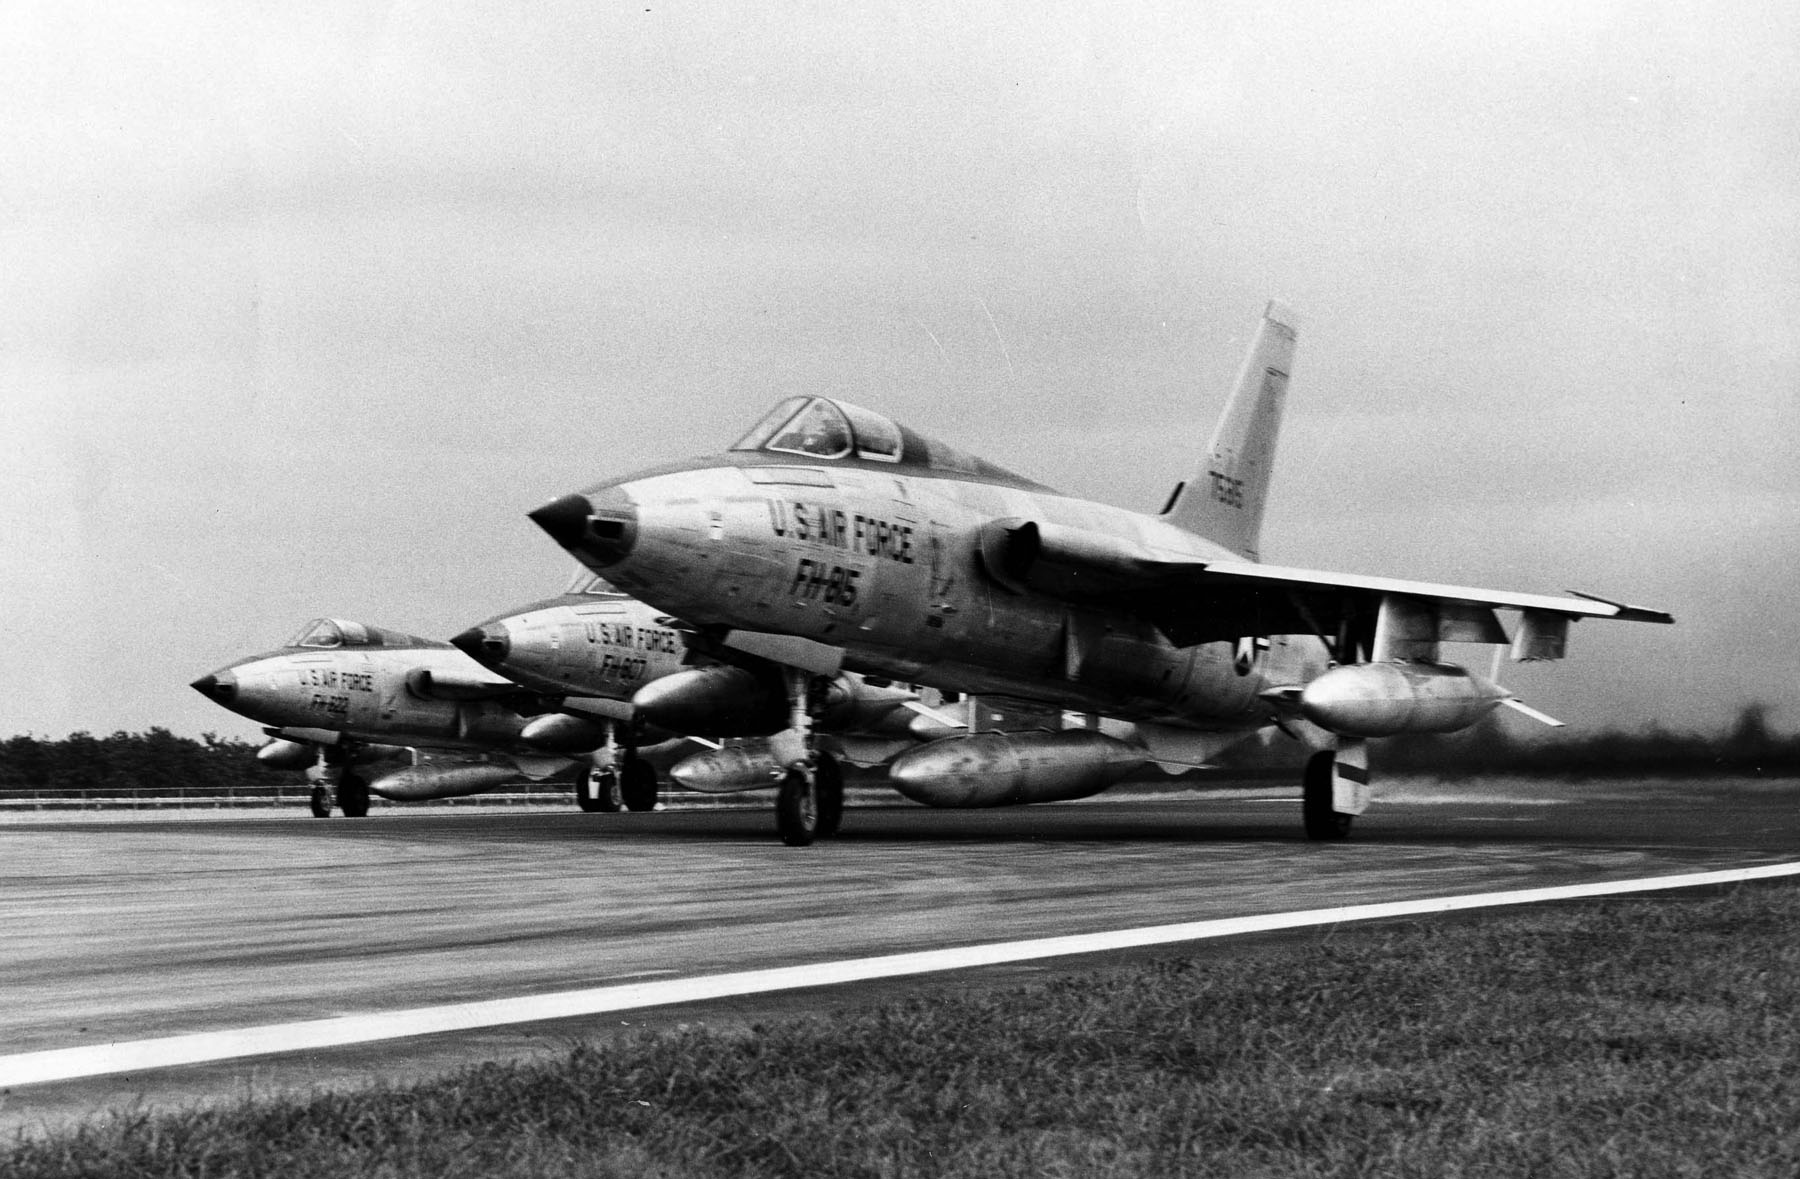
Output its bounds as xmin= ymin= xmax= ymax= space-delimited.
xmin=1564 ymin=590 xmax=1675 ymax=625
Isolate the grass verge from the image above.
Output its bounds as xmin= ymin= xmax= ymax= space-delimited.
xmin=8 ymin=883 xmax=1799 ymax=1178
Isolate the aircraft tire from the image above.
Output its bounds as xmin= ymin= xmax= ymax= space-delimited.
xmin=338 ymin=772 xmax=371 ymax=819
xmin=776 ymin=766 xmax=819 ymax=847
xmin=621 ymin=758 xmax=658 ymax=812
xmin=815 ymin=753 xmax=845 ymax=838
xmin=576 ymin=768 xmax=624 ymax=813
xmin=1302 ymin=750 xmax=1352 ymax=841
xmin=308 ymin=785 xmax=332 ymax=819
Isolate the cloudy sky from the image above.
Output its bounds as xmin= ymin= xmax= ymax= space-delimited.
xmin=4 ymin=1 xmax=1795 ymax=743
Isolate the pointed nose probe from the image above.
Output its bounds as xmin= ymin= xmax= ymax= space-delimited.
xmin=528 ymin=493 xmax=594 ymax=549
xmin=529 ymin=487 xmax=638 ymax=565
xmin=190 ymin=670 xmax=238 ymax=705
xmin=450 ymin=624 xmax=510 ymax=666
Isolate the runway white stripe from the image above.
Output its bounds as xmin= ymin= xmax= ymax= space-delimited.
xmin=7 ymin=861 xmax=1798 ymax=1088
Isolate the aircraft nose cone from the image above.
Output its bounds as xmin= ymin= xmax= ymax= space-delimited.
xmin=191 ymin=670 xmax=237 ymax=705
xmin=529 ymin=493 xmax=593 ymax=549
xmin=450 ymin=624 xmax=509 ymax=667
xmin=529 ymin=486 xmax=638 ymax=566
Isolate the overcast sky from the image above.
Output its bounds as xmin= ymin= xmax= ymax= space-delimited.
xmin=4 ymin=1 xmax=1795 ymax=743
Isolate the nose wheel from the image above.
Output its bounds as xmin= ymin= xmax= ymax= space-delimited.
xmin=777 ymin=765 xmax=819 ymax=846
xmin=771 ymin=665 xmax=845 ymax=846
xmin=775 ymin=751 xmax=844 ymax=846
xmin=575 ymin=721 xmax=657 ymax=813
xmin=575 ymin=766 xmax=624 ymax=813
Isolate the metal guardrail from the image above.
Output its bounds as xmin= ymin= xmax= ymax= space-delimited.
xmin=0 ymin=786 xmax=893 ymax=811
xmin=0 ymin=785 xmax=579 ymax=810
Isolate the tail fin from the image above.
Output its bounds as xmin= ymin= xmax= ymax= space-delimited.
xmin=1159 ymin=301 xmax=1298 ymax=560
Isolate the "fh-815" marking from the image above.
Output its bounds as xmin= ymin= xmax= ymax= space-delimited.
xmin=1207 ymin=470 xmax=1245 ymax=509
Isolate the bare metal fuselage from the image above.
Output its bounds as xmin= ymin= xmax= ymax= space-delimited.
xmin=584 ymin=461 xmax=1328 ymax=733
xmin=203 ymin=644 xmax=535 ymax=752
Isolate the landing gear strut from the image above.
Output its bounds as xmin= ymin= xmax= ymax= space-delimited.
xmin=770 ymin=666 xmax=843 ymax=846
xmin=1302 ymin=750 xmax=1353 ymax=840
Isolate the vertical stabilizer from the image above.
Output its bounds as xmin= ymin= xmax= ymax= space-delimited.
xmin=1159 ymin=302 xmax=1298 ymax=560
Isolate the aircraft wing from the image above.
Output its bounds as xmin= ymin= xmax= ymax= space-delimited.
xmin=979 ymin=518 xmax=1672 ymax=655
xmin=1152 ymin=559 xmax=1672 ymax=652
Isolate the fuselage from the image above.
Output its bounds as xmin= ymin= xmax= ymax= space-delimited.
xmin=193 ymin=618 xmax=543 ymax=753
xmin=536 ymin=400 xmax=1329 ymax=732
xmin=456 ymin=585 xmax=692 ymax=700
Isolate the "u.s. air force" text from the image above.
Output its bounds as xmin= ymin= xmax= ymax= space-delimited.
xmin=768 ymin=500 xmax=915 ymax=563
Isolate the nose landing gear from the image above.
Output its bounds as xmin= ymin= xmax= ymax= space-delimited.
xmin=771 ymin=667 xmax=846 ymax=847
xmin=575 ymin=721 xmax=659 ymax=813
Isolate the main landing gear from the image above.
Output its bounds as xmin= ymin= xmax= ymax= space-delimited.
xmin=771 ymin=667 xmax=845 ymax=847
xmin=1301 ymin=740 xmax=1369 ymax=841
xmin=311 ymin=752 xmax=371 ymax=819
xmin=575 ymin=723 xmax=659 ymax=814
xmin=1302 ymin=751 xmax=1352 ymax=840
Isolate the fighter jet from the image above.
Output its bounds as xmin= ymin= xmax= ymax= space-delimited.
xmin=450 ymin=575 xmax=943 ymax=831
xmin=190 ymin=590 xmax=692 ymax=816
xmin=529 ymin=302 xmax=1673 ymax=846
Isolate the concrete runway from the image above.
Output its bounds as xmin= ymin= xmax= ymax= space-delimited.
xmin=4 ymin=776 xmax=1797 ymax=1134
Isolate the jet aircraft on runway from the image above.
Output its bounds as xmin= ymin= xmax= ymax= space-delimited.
xmin=451 ymin=579 xmax=941 ymax=827
xmin=190 ymin=579 xmax=695 ymax=815
xmin=193 ymin=573 xmax=937 ymax=822
xmin=529 ymin=302 xmax=1673 ymax=845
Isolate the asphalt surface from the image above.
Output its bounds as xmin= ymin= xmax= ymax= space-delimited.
xmin=4 ymin=776 xmax=1797 ymax=1136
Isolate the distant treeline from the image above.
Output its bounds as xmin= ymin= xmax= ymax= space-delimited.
xmin=0 ymin=728 xmax=304 ymax=793
xmin=3 ymin=706 xmax=1796 ymax=793
xmin=1221 ymin=703 xmax=1800 ymax=778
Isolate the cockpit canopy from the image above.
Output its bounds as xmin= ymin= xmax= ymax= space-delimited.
xmin=283 ymin=618 xmax=429 ymax=649
xmin=733 ymin=396 xmax=901 ymax=462
xmin=730 ymin=396 xmax=1041 ymax=487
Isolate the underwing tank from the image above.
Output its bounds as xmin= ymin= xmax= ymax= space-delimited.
xmin=519 ymin=712 xmax=609 ymax=753
xmin=667 ymin=742 xmax=784 ymax=793
xmin=255 ymin=738 xmax=317 ymax=770
xmin=886 ymin=730 xmax=1148 ymax=808
xmin=1298 ymin=662 xmax=1507 ymax=738
xmin=631 ymin=666 xmax=784 ymax=736
xmin=367 ymin=762 xmax=522 ymax=801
